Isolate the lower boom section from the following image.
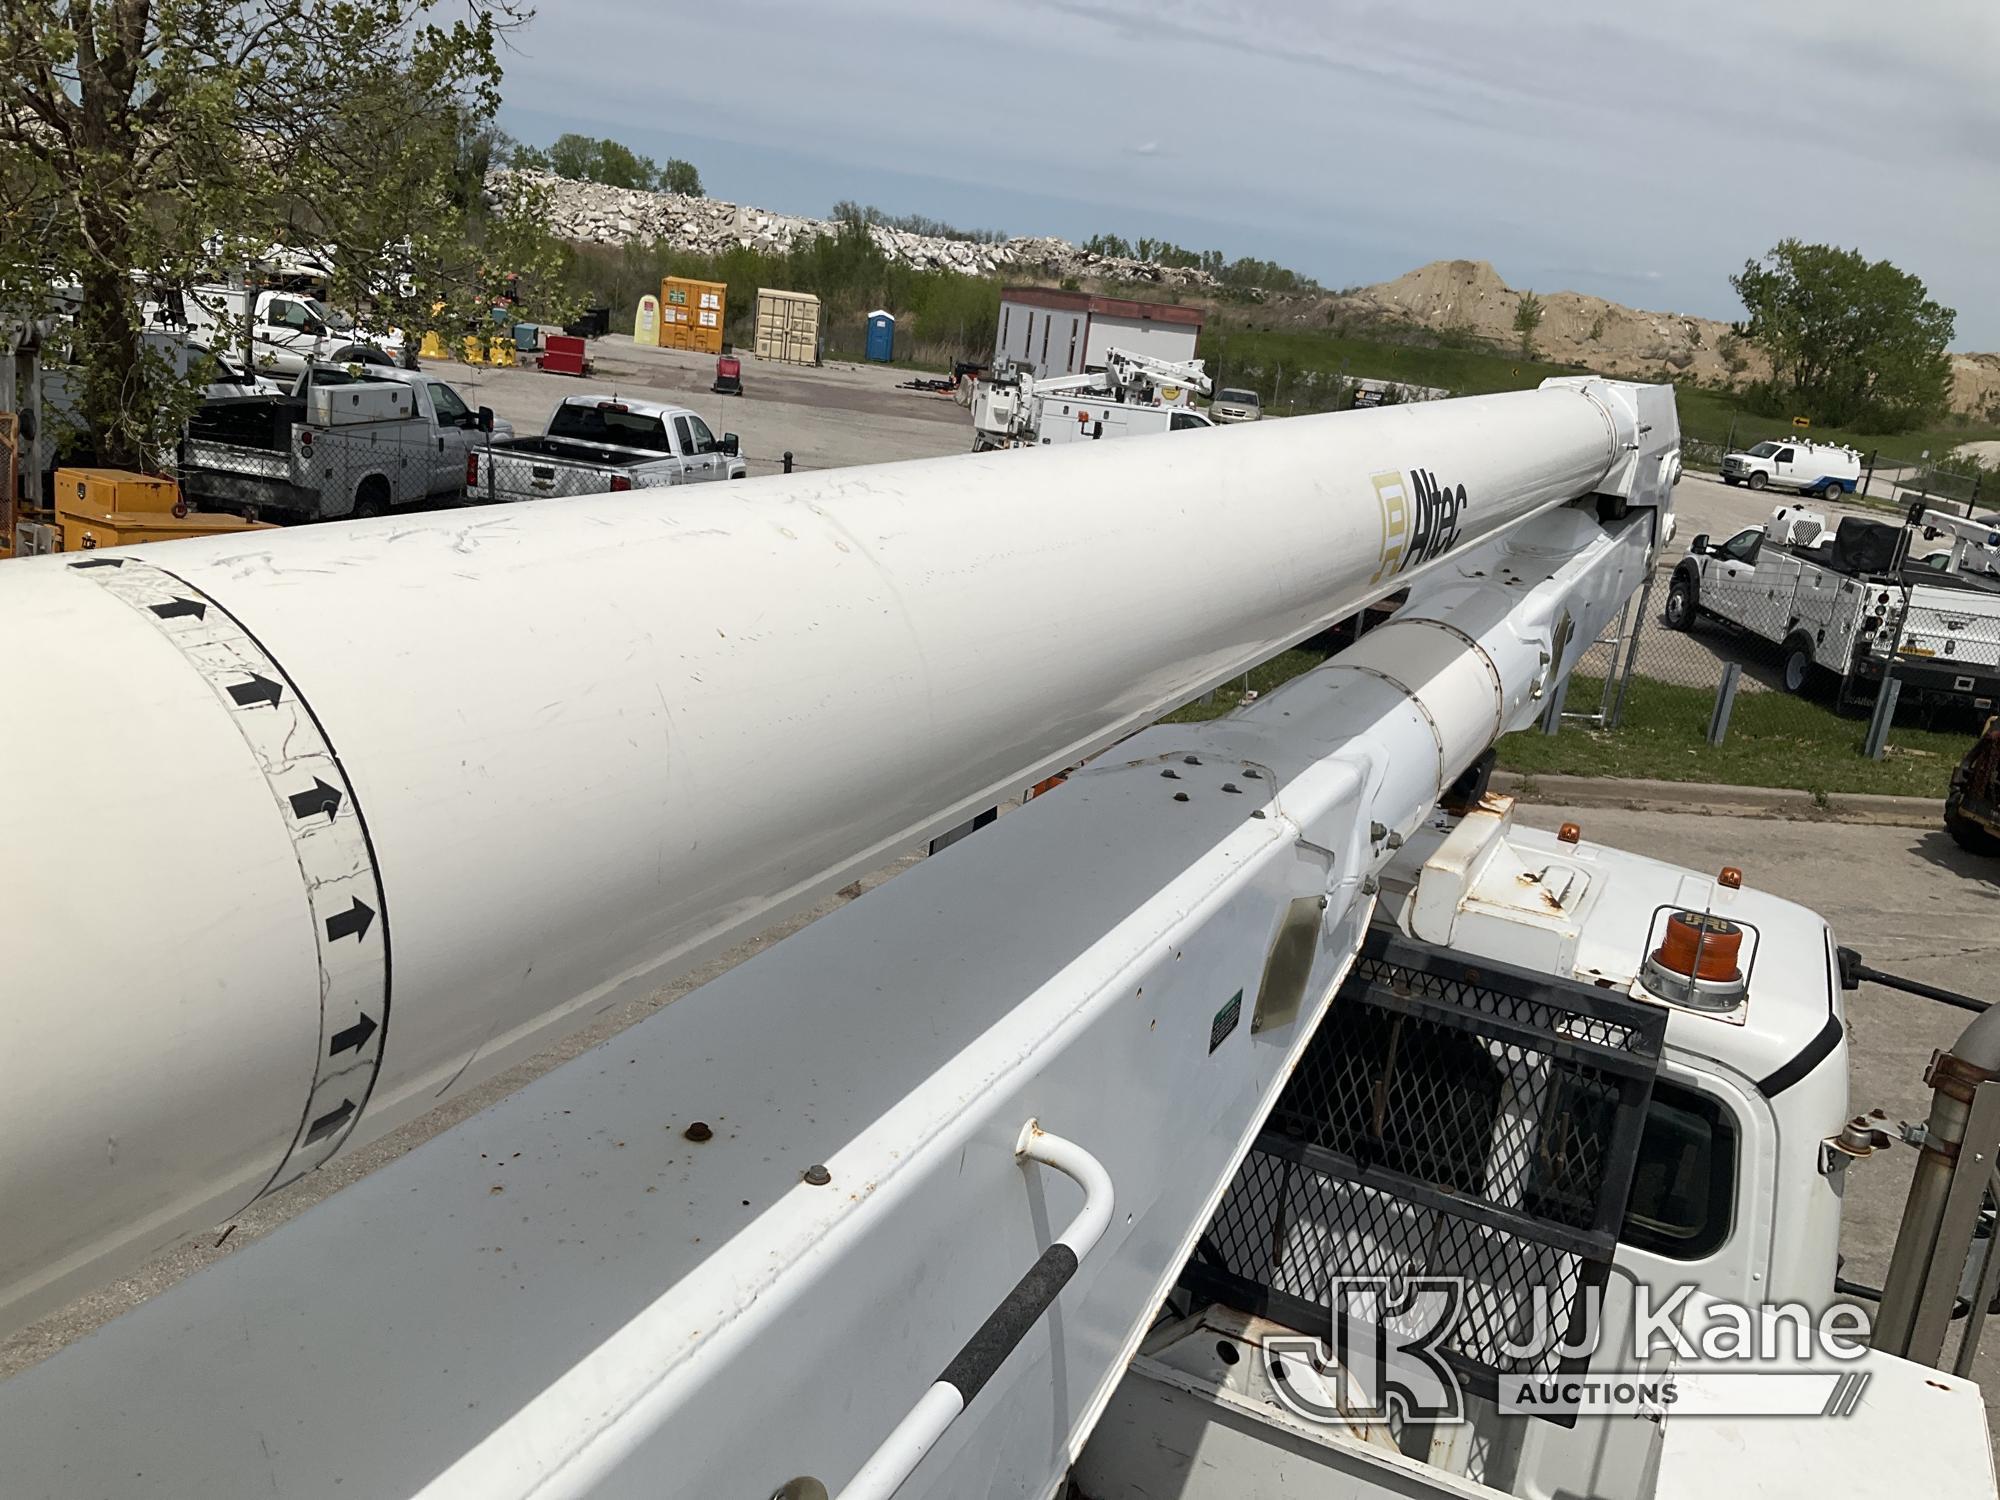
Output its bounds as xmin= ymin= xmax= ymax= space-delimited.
xmin=0 ymin=504 xmax=1657 ymax=1498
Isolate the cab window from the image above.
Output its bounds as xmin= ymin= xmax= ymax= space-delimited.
xmin=1622 ymin=1080 xmax=1737 ymax=1260
xmin=1776 ymin=447 xmax=1796 ymax=464
xmin=685 ymin=414 xmax=716 ymax=452
xmin=1718 ymin=528 xmax=1763 ymax=564
xmin=427 ymin=382 xmax=470 ymax=425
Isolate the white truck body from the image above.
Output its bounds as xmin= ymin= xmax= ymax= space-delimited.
xmin=149 ymin=283 xmax=404 ymax=374
xmin=1670 ymin=503 xmax=2000 ymax=702
xmin=1720 ymin=437 xmax=1861 ymax=498
xmin=475 ymin=395 xmax=748 ymax=503
xmin=181 ymin=365 xmax=502 ymax=520
xmin=973 ymin=346 xmax=1216 ymax=450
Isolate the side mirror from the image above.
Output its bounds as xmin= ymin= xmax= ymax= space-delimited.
xmin=721 ymin=432 xmax=739 ymax=458
xmin=1689 ymin=533 xmax=1710 ymax=555
xmin=477 ymin=405 xmax=495 ymax=434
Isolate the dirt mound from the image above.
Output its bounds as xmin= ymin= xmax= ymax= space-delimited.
xmin=1318 ymin=260 xmax=1763 ymax=389
xmin=1952 ymin=355 xmax=2000 ymax=424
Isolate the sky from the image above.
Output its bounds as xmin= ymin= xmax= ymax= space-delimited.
xmin=499 ymin=0 xmax=2000 ymax=347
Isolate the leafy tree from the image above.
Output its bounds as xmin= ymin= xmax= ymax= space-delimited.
xmin=544 ymin=132 xmax=600 ymax=181
xmin=589 ymin=137 xmax=658 ymax=192
xmin=0 ymin=0 xmax=519 ymax=466
xmin=1513 ymin=289 xmax=1544 ymax=359
xmin=660 ymin=158 xmax=703 ymax=197
xmin=1731 ymin=240 xmax=1955 ymax=430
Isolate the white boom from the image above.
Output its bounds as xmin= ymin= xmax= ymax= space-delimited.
xmin=0 ymin=386 xmax=1676 ymax=1497
xmin=0 ymin=378 xmax=1674 ymax=1353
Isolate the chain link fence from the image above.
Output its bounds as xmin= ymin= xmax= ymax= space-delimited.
xmin=1527 ymin=514 xmax=1998 ymax=800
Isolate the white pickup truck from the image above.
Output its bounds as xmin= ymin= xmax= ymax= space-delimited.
xmin=473 ymin=395 xmax=748 ymax=504
xmin=181 ymin=364 xmax=506 ymax=522
xmin=1667 ymin=502 xmax=2000 ymax=704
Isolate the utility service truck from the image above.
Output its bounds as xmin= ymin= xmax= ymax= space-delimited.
xmin=5 ymin=380 xmax=1999 ymax=1500
xmin=181 ymin=364 xmax=505 ymax=521
xmin=149 ymin=283 xmax=405 ymax=374
xmin=1720 ymin=437 xmax=1862 ymax=498
xmin=1667 ymin=502 xmax=2000 ymax=703
xmin=474 ymin=394 xmax=748 ymax=503
xmin=972 ymin=345 xmax=1217 ymax=449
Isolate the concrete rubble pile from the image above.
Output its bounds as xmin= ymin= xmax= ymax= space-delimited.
xmin=485 ymin=169 xmax=1220 ymax=289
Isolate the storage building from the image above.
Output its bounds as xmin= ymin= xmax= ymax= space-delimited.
xmin=993 ymin=288 xmax=1204 ymax=382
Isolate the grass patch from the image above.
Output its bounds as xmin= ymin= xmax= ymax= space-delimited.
xmin=1198 ymin=324 xmax=1579 ymax=407
xmin=1161 ymin=655 xmax=1967 ymax=797
xmin=1162 ymin=648 xmax=1335 ymax=723
xmin=1495 ymin=675 xmax=1967 ymax=798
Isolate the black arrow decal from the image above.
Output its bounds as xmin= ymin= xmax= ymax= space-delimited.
xmin=330 ymin=1013 xmax=378 ymax=1056
xmin=148 ymin=597 xmax=206 ymax=621
xmin=304 ymin=1099 xmax=356 ymax=1144
xmin=324 ymin=897 xmax=375 ymax=944
xmin=227 ymin=673 xmax=283 ymax=708
xmin=68 ymin=556 xmax=124 ymax=569
xmin=288 ymin=777 xmax=342 ymax=820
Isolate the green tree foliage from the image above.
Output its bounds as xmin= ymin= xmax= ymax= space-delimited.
xmin=1731 ymin=240 xmax=1955 ymax=431
xmin=529 ymin=132 xmax=704 ymax=197
xmin=1080 ymin=231 xmax=1316 ymax=294
xmin=0 ymin=0 xmax=526 ymax=466
xmin=829 ymin=201 xmax=1002 ymax=244
xmin=660 ymin=158 xmax=703 ymax=197
xmin=1513 ymin=289 xmax=1544 ymax=359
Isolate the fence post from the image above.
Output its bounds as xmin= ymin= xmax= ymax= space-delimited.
xmin=1864 ymin=675 xmax=1902 ymax=761
xmin=1608 ymin=572 xmax=1656 ymax=730
xmin=783 ymin=451 xmax=794 ymax=475
xmin=1864 ymin=449 xmax=1877 ymax=500
xmin=1706 ymin=663 xmax=1742 ymax=746
xmin=1538 ymin=673 xmax=1569 ymax=735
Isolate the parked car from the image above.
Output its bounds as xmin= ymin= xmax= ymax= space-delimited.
xmin=1719 ymin=438 xmax=1860 ymax=498
xmin=474 ymin=395 xmax=747 ymax=503
xmin=1209 ymin=387 xmax=1263 ymax=424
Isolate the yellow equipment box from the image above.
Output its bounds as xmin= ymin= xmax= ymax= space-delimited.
xmin=49 ymin=467 xmax=274 ymax=553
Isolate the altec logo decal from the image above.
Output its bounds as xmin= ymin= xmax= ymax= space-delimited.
xmin=1370 ymin=468 xmax=1467 ymax=583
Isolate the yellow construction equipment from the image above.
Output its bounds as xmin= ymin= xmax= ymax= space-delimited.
xmin=4 ymin=468 xmax=274 ymax=557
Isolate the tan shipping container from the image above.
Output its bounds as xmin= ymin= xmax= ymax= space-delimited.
xmin=659 ymin=277 xmax=727 ymax=355
xmin=754 ymin=288 xmax=821 ymax=365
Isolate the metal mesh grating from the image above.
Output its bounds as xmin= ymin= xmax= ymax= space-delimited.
xmin=1184 ymin=927 xmax=1666 ymax=1415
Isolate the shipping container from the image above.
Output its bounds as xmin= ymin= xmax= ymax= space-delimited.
xmin=755 ymin=288 xmax=821 ymax=365
xmin=659 ymin=277 xmax=727 ymax=355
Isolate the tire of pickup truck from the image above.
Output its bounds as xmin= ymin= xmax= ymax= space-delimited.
xmin=1664 ymin=570 xmax=1698 ymax=632
xmin=352 ymin=476 xmax=391 ymax=519
xmin=1747 ymin=471 xmax=1768 ymax=491
xmin=1781 ymin=633 xmax=1816 ymax=694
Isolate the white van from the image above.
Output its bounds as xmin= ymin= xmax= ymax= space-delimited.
xmin=1720 ymin=437 xmax=1861 ymax=498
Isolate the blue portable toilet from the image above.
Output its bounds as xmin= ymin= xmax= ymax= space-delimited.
xmin=865 ymin=309 xmax=895 ymax=363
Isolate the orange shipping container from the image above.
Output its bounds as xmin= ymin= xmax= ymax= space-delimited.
xmin=659 ymin=277 xmax=727 ymax=355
